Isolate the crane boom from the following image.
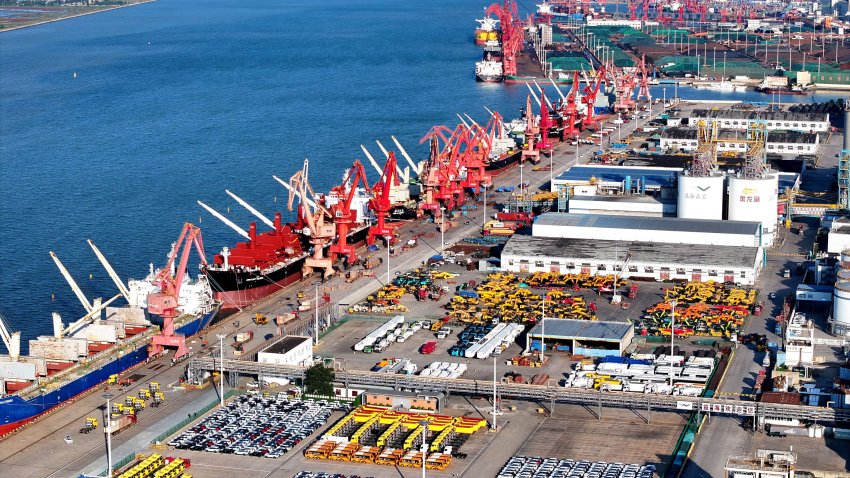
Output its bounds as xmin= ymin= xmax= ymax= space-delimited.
xmin=532 ymin=80 xmax=555 ymax=110
xmin=359 ymin=145 xmax=384 ymax=177
xmin=0 ymin=311 xmax=21 ymax=360
xmin=456 ymin=114 xmax=472 ymax=129
xmin=549 ymin=77 xmax=567 ymax=100
xmin=225 ymin=189 xmax=274 ymax=228
xmin=196 ymin=200 xmax=249 ymax=239
xmin=86 ymin=240 xmax=130 ymax=301
xmin=49 ymin=251 xmax=93 ymax=313
xmin=391 ymin=135 xmax=420 ymax=176
xmin=274 ymin=175 xmax=317 ymax=209
xmin=525 ymin=83 xmax=542 ymax=107
xmin=64 ymin=293 xmax=122 ymax=337
xmin=375 ymin=140 xmax=406 ymax=180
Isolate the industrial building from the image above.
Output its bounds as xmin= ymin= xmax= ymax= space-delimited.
xmin=832 ymin=253 xmax=850 ymax=336
xmin=550 ymin=165 xmax=680 ymax=195
xmin=531 ymin=213 xmax=763 ymax=248
xmin=257 ymin=336 xmax=313 ymax=367
xmin=526 ymin=318 xmax=634 ymax=357
xmin=686 ymin=108 xmax=830 ymax=133
xmin=501 ymin=235 xmax=762 ymax=285
xmin=566 ymin=194 xmax=676 ymax=217
xmin=660 ymin=128 xmax=820 ymax=155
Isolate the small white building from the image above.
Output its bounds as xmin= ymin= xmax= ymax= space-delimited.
xmin=532 ymin=212 xmax=763 ymax=248
xmin=687 ymin=108 xmax=830 ymax=133
xmin=257 ymin=336 xmax=313 ymax=367
xmin=501 ymin=235 xmax=762 ymax=285
xmin=660 ymin=128 xmax=820 ymax=155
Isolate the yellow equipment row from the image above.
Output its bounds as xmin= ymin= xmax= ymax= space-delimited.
xmin=664 ymin=281 xmax=756 ymax=306
xmin=153 ymin=458 xmax=185 ymax=478
xmin=118 ymin=453 xmax=164 ymax=478
xmin=447 ymin=273 xmax=597 ymax=324
xmin=525 ymin=272 xmax=627 ymax=290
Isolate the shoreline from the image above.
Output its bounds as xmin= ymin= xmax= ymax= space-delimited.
xmin=0 ymin=0 xmax=156 ymax=33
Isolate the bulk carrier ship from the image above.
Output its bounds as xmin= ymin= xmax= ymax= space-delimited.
xmin=0 ymin=240 xmax=220 ymax=435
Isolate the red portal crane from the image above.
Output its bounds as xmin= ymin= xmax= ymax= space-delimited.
xmin=148 ymin=223 xmax=206 ymax=359
xmin=328 ymin=160 xmax=370 ymax=265
xmin=636 ymin=54 xmax=652 ymax=104
xmin=581 ymin=66 xmax=606 ymax=130
xmin=520 ymin=94 xmax=541 ymax=164
xmin=368 ymin=152 xmax=402 ymax=246
xmin=537 ymin=91 xmax=553 ymax=154
xmin=288 ymin=159 xmax=335 ymax=279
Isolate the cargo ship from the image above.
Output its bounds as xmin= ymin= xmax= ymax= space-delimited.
xmin=473 ymin=17 xmax=499 ymax=46
xmin=0 ymin=266 xmax=220 ymax=435
xmin=200 ymin=215 xmax=371 ymax=311
xmin=475 ymin=60 xmax=504 ymax=83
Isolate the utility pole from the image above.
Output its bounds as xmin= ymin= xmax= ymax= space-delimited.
xmin=217 ymin=333 xmax=226 ymax=406
xmin=103 ymin=392 xmax=113 ymax=477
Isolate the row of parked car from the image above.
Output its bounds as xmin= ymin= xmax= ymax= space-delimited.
xmin=168 ymin=395 xmax=350 ymax=458
xmin=497 ymin=456 xmax=656 ymax=478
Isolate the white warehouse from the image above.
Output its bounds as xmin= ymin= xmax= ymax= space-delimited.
xmin=660 ymin=128 xmax=820 ymax=155
xmin=258 ymin=336 xmax=313 ymax=367
xmin=531 ymin=213 xmax=763 ymax=248
xmin=501 ymin=235 xmax=762 ymax=285
xmin=687 ymin=109 xmax=830 ymax=133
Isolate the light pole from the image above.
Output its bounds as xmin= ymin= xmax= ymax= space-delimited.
xmin=314 ymin=284 xmax=319 ymax=345
xmin=439 ymin=207 xmax=446 ymax=252
xmin=541 ymin=296 xmax=546 ymax=362
xmin=669 ymin=300 xmax=677 ymax=388
xmin=385 ymin=235 xmax=392 ymax=283
xmin=520 ymin=162 xmax=525 ymax=192
xmin=103 ymin=392 xmax=113 ymax=477
xmin=217 ymin=333 xmax=226 ymax=406
xmin=482 ymin=185 xmax=487 ymax=227
xmin=491 ymin=353 xmax=498 ymax=430
xmin=419 ymin=419 xmax=429 ymax=478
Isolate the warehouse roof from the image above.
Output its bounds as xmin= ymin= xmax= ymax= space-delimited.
xmin=502 ymin=235 xmax=760 ymax=269
xmin=661 ymin=128 xmax=819 ymax=144
xmin=569 ymin=194 xmax=673 ymax=204
xmin=533 ymin=212 xmax=761 ymax=236
xmin=262 ymin=336 xmax=310 ymax=355
xmin=690 ymin=109 xmax=829 ymax=123
xmin=528 ymin=318 xmax=632 ymax=342
xmin=553 ymin=165 xmax=681 ymax=189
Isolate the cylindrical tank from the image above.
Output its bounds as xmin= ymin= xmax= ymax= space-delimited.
xmin=677 ymin=172 xmax=724 ymax=220
xmin=727 ymin=173 xmax=779 ymax=247
xmin=837 ymin=268 xmax=850 ymax=282
xmin=833 ymin=281 xmax=850 ymax=326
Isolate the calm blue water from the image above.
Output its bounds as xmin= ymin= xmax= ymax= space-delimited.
xmin=0 ymin=0 xmax=843 ymax=348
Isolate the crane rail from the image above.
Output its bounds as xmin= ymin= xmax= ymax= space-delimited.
xmin=188 ymin=358 xmax=850 ymax=423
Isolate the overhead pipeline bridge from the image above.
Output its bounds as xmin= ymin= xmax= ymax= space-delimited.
xmin=188 ymin=358 xmax=850 ymax=424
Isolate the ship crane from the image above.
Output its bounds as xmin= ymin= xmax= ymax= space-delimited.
xmin=636 ymin=54 xmax=652 ymax=105
xmin=327 ymin=160 xmax=371 ymax=265
xmin=368 ymin=152 xmax=404 ymax=246
xmin=48 ymin=251 xmax=123 ymax=327
xmin=0 ymin=312 xmax=21 ymax=361
xmin=520 ymin=94 xmax=541 ymax=165
xmin=225 ymin=190 xmax=275 ymax=229
xmin=375 ymin=140 xmax=410 ymax=182
xmin=287 ymin=159 xmax=336 ymax=279
xmin=391 ymin=136 xmax=422 ymax=176
xmin=49 ymin=251 xmax=94 ymax=314
xmin=86 ymin=240 xmax=131 ymax=302
xmin=197 ymin=200 xmax=250 ymax=239
xmin=147 ymin=223 xmax=206 ymax=359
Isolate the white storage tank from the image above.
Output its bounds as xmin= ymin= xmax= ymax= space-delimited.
xmin=677 ymin=172 xmax=724 ymax=220
xmin=841 ymin=249 xmax=850 ymax=267
xmin=727 ymin=173 xmax=778 ymax=247
xmin=834 ymin=281 xmax=850 ymax=328
xmin=837 ymin=269 xmax=850 ymax=282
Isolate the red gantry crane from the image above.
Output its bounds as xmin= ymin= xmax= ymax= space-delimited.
xmin=288 ymin=159 xmax=336 ymax=279
xmin=147 ymin=223 xmax=206 ymax=359
xmin=327 ymin=160 xmax=370 ymax=266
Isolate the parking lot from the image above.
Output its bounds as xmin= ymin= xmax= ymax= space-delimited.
xmin=169 ymin=395 xmax=349 ymax=458
xmin=496 ymin=456 xmax=656 ymax=478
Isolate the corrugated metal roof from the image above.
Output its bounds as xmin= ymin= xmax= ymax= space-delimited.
xmin=528 ymin=318 xmax=632 ymax=342
xmin=533 ymin=212 xmax=760 ymax=236
xmin=502 ymin=235 xmax=760 ymax=269
xmin=554 ymin=165 xmax=681 ymax=189
xmin=690 ymin=109 xmax=828 ymax=123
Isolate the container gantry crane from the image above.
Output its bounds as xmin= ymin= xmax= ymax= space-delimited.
xmin=328 ymin=160 xmax=371 ymax=266
xmin=288 ymin=159 xmax=336 ymax=279
xmin=147 ymin=223 xmax=206 ymax=359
